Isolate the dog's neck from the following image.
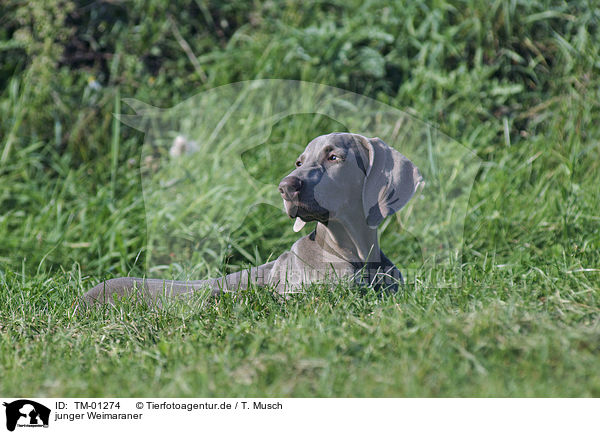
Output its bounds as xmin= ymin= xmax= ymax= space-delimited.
xmin=314 ymin=219 xmax=380 ymax=264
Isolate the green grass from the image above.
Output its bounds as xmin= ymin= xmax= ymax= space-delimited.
xmin=0 ymin=0 xmax=599 ymax=397
xmin=1 ymin=266 xmax=599 ymax=397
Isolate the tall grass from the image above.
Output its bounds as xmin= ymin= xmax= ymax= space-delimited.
xmin=0 ymin=0 xmax=598 ymax=396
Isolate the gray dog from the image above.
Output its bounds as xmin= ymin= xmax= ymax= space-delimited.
xmin=82 ymin=133 xmax=422 ymax=306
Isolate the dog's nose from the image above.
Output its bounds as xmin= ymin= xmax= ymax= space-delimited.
xmin=278 ymin=176 xmax=303 ymax=200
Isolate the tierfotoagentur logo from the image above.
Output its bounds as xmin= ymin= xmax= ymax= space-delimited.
xmin=3 ymin=400 xmax=50 ymax=431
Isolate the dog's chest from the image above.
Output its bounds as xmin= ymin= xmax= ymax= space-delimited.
xmin=267 ymin=235 xmax=358 ymax=293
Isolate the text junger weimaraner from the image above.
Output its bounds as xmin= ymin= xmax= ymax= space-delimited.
xmin=82 ymin=133 xmax=422 ymax=306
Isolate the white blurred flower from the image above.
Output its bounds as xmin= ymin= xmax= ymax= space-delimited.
xmin=87 ymin=76 xmax=101 ymax=91
xmin=169 ymin=135 xmax=199 ymax=157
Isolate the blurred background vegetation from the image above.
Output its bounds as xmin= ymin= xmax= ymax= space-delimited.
xmin=1 ymin=0 xmax=599 ymax=398
xmin=0 ymin=0 xmax=598 ymax=277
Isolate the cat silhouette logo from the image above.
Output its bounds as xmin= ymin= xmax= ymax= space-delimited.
xmin=3 ymin=400 xmax=50 ymax=431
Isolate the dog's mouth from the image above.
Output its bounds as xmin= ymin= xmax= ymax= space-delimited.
xmin=279 ymin=175 xmax=329 ymax=231
xmin=283 ymin=199 xmax=329 ymax=224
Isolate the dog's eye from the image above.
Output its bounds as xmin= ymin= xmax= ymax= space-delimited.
xmin=328 ymin=154 xmax=338 ymax=161
xmin=295 ymin=161 xmax=302 ymax=167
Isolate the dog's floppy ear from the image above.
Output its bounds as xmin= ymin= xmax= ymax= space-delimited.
xmin=358 ymin=136 xmax=423 ymax=228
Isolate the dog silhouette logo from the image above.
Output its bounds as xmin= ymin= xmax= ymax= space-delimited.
xmin=3 ymin=400 xmax=50 ymax=431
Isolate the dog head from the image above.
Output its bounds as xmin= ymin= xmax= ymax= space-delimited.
xmin=278 ymin=133 xmax=422 ymax=231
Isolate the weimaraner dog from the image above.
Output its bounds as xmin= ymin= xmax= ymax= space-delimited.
xmin=82 ymin=133 xmax=422 ymax=306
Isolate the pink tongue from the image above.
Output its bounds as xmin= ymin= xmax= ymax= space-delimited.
xmin=293 ymin=217 xmax=306 ymax=232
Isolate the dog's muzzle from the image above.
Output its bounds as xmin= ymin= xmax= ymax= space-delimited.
xmin=278 ymin=174 xmax=329 ymax=228
xmin=278 ymin=175 xmax=303 ymax=219
xmin=278 ymin=176 xmax=303 ymax=202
